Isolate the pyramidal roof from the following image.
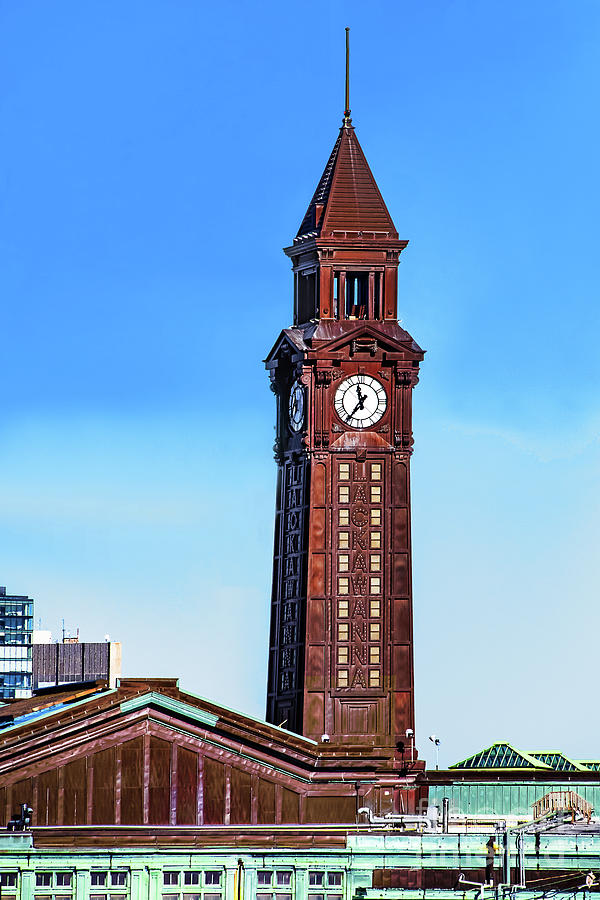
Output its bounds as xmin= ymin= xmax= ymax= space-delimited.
xmin=296 ymin=122 xmax=398 ymax=241
xmin=530 ymin=751 xmax=586 ymax=772
xmin=450 ymin=742 xmax=553 ymax=770
xmin=450 ymin=742 xmax=598 ymax=772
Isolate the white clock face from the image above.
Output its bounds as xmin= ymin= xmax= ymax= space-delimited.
xmin=289 ymin=380 xmax=305 ymax=432
xmin=334 ymin=374 xmax=387 ymax=429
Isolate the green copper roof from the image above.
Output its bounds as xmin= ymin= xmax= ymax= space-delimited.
xmin=120 ymin=691 xmax=219 ymax=726
xmin=451 ymin=742 xmax=553 ymax=770
xmin=451 ymin=743 xmax=600 ymax=772
xmin=530 ymin=752 xmax=586 ymax=772
xmin=578 ymin=760 xmax=600 ymax=771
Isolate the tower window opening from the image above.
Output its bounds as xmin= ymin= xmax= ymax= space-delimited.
xmin=297 ymin=270 xmax=317 ymax=323
xmin=345 ymin=272 xmax=369 ymax=319
xmin=333 ymin=273 xmax=340 ymax=319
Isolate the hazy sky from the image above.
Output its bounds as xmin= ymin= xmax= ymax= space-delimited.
xmin=1 ymin=0 xmax=599 ymax=769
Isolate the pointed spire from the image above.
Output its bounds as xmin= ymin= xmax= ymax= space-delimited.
xmin=294 ymin=29 xmax=399 ymax=243
xmin=343 ymin=27 xmax=351 ymax=126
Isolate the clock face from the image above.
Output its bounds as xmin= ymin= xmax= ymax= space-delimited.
xmin=288 ymin=380 xmax=305 ymax=432
xmin=334 ymin=374 xmax=387 ymax=429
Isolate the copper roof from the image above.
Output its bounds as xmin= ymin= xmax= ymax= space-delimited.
xmin=296 ymin=123 xmax=397 ymax=240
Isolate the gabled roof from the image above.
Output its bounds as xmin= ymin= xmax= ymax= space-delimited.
xmin=296 ymin=124 xmax=398 ymax=240
xmin=264 ymin=327 xmax=311 ymax=367
xmin=451 ymin=742 xmax=553 ymax=770
xmin=308 ymin=320 xmax=422 ymax=355
xmin=265 ymin=321 xmax=423 ymax=367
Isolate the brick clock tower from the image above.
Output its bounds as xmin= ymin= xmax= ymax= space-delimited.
xmin=265 ymin=93 xmax=424 ymax=773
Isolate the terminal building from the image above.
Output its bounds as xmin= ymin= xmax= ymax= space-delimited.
xmin=1 ymin=54 xmax=598 ymax=900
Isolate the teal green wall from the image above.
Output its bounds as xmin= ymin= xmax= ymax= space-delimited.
xmin=0 ymin=831 xmax=598 ymax=899
xmin=429 ymin=782 xmax=600 ymax=817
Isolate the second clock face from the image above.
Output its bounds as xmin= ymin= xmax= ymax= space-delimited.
xmin=334 ymin=374 xmax=387 ymax=429
xmin=288 ymin=380 xmax=305 ymax=432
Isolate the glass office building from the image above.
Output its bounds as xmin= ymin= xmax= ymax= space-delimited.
xmin=0 ymin=587 xmax=33 ymax=699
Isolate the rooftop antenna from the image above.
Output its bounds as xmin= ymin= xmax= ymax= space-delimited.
xmin=343 ymin=27 xmax=352 ymax=125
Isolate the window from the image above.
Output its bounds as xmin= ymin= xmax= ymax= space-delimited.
xmin=274 ymin=895 xmax=291 ymax=900
xmin=370 ymin=646 xmax=380 ymax=664
xmin=338 ymin=623 xmax=349 ymax=641
xmin=257 ymin=872 xmax=272 ymax=887
xmin=36 ymin=875 xmax=52 ymax=888
xmin=56 ymin=874 xmax=72 ymax=887
xmin=370 ymin=531 xmax=381 ymax=549
xmin=0 ymin=874 xmax=17 ymax=888
xmin=345 ymin=272 xmax=369 ymax=318
xmin=328 ymin=873 xmax=343 ymax=887
xmin=338 ymin=486 xmax=350 ymax=503
xmin=370 ymin=599 xmax=381 ymax=617
xmin=371 ymin=463 xmax=382 ymax=480
xmin=309 ymin=872 xmax=324 ymax=886
xmin=370 ymin=486 xmax=381 ymax=503
xmin=337 ymin=646 xmax=348 ymax=664
xmin=205 ymin=873 xmax=221 ymax=886
xmin=338 ymin=554 xmax=349 ymax=572
xmin=338 ymin=509 xmax=349 ymax=526
xmin=90 ymin=895 xmax=107 ymax=900
xmin=162 ymin=895 xmax=178 ymax=900
xmin=339 ymin=463 xmax=350 ymax=480
xmin=338 ymin=577 xmax=349 ymax=595
xmin=338 ymin=531 xmax=349 ymax=549
xmin=370 ymin=577 xmax=381 ymax=595
xmin=369 ymin=670 xmax=381 ymax=687
xmin=370 ymin=554 xmax=381 ymax=571
xmin=371 ymin=508 xmax=381 ymax=526
xmin=184 ymin=872 xmax=201 ymax=885
xmin=370 ymin=623 xmax=380 ymax=641
xmin=91 ymin=873 xmax=107 ymax=887
xmin=338 ymin=670 xmax=349 ymax=687
xmin=204 ymin=895 xmax=222 ymax=900
xmin=164 ymin=873 xmax=179 ymax=886
xmin=276 ymin=872 xmax=292 ymax=886
xmin=338 ymin=599 xmax=349 ymax=618
xmin=111 ymin=873 xmax=128 ymax=887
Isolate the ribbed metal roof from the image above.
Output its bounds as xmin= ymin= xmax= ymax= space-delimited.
xmin=296 ymin=123 xmax=397 ymax=240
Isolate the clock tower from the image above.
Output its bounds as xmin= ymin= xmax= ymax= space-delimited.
xmin=265 ymin=81 xmax=424 ymax=770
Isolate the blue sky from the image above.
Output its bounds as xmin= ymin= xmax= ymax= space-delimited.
xmin=1 ymin=0 xmax=599 ymax=768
